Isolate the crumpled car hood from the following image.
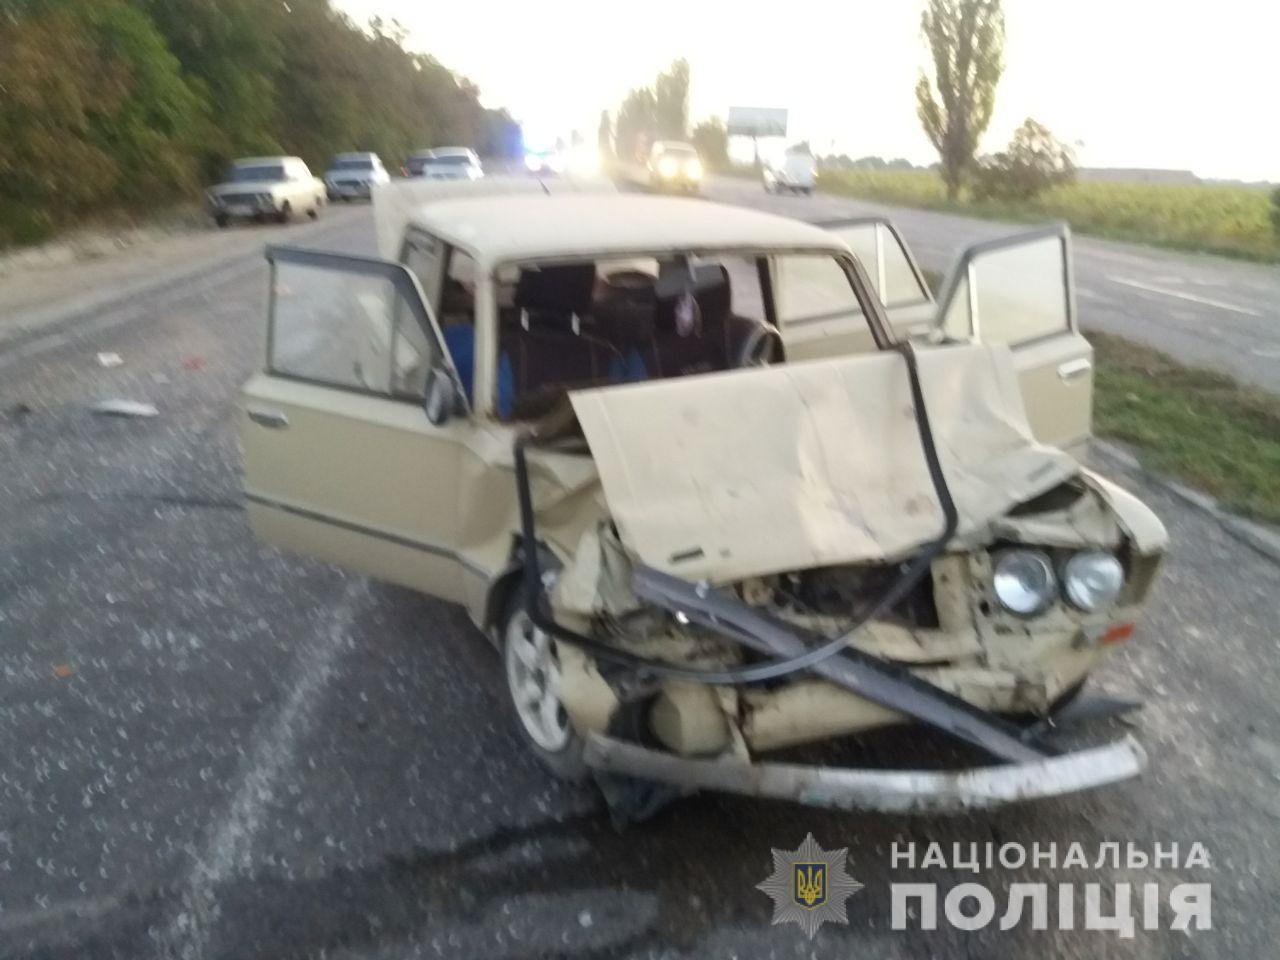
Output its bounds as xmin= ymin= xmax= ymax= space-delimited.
xmin=569 ymin=343 xmax=1081 ymax=583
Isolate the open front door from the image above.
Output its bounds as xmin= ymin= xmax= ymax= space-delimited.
xmin=934 ymin=225 xmax=1093 ymax=455
xmin=239 ymin=246 xmax=471 ymax=603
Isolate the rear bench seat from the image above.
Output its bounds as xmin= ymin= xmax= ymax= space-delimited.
xmin=595 ymin=265 xmax=762 ymax=379
xmin=501 ymin=264 xmax=622 ymax=418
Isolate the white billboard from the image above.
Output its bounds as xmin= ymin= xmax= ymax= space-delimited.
xmin=727 ymin=107 xmax=788 ymax=138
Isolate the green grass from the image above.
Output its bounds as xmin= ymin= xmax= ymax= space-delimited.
xmin=1090 ymin=332 xmax=1280 ymax=522
xmin=818 ymin=169 xmax=1280 ymax=263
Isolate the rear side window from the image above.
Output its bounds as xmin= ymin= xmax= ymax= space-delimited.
xmin=774 ymin=255 xmax=864 ymax=327
xmin=267 ymin=249 xmax=445 ymax=400
xmin=823 ymin=221 xmax=929 ymax=309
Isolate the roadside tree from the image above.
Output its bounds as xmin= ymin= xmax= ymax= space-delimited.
xmin=972 ymin=118 xmax=1076 ymax=201
xmin=915 ymin=0 xmax=1005 ymax=199
xmin=691 ymin=118 xmax=730 ymax=170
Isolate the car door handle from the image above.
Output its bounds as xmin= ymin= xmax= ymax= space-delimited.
xmin=1057 ymin=358 xmax=1093 ymax=381
xmin=246 ymin=406 xmax=290 ymax=429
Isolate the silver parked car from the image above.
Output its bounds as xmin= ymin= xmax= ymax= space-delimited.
xmin=404 ymin=147 xmax=484 ymax=181
xmin=206 ymin=156 xmax=326 ymax=227
xmin=324 ymin=152 xmax=390 ymax=201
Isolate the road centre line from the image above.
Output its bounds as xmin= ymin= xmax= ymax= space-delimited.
xmin=1107 ymin=275 xmax=1262 ymax=317
xmin=157 ymin=581 xmax=366 ymax=960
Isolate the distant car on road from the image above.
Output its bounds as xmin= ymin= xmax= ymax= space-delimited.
xmin=763 ymin=149 xmax=817 ymax=195
xmin=648 ymin=141 xmax=703 ymax=192
xmin=206 ymin=156 xmax=325 ymax=228
xmin=404 ymin=147 xmax=483 ymax=181
xmin=523 ymin=148 xmax=563 ymax=175
xmin=324 ymin=152 xmax=389 ymax=201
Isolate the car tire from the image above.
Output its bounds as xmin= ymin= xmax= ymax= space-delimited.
xmin=308 ymin=202 xmax=320 ymax=220
xmin=214 ymin=214 xmax=229 ymax=229
xmin=276 ymin=202 xmax=292 ymax=225
xmin=500 ymin=591 xmax=588 ymax=783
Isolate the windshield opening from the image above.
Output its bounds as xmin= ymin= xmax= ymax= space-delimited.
xmin=491 ymin=251 xmax=771 ymax=423
xmin=331 ymin=158 xmax=375 ymax=171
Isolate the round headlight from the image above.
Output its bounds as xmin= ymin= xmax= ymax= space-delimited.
xmin=992 ymin=550 xmax=1056 ymax=616
xmin=658 ymin=156 xmax=679 ymax=178
xmin=1062 ymin=551 xmax=1124 ymax=611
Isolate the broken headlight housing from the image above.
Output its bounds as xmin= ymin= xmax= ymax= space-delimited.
xmin=993 ymin=549 xmax=1056 ymax=616
xmin=1062 ymin=550 xmax=1125 ymax=612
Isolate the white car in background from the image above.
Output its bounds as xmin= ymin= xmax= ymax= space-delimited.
xmin=404 ymin=147 xmax=484 ymax=181
xmin=206 ymin=156 xmax=326 ymax=227
xmin=324 ymin=152 xmax=390 ymax=200
xmin=763 ymin=149 xmax=817 ymax=195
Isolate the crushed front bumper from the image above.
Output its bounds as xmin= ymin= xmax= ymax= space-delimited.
xmin=584 ymin=733 xmax=1146 ymax=814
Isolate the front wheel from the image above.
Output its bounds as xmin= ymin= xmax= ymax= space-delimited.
xmin=276 ymin=201 xmax=292 ymax=225
xmin=501 ymin=594 xmax=587 ymax=782
xmin=214 ymin=213 xmax=229 ymax=229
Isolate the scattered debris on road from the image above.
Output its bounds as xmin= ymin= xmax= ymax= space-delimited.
xmin=96 ymin=351 xmax=123 ymax=368
xmin=91 ymin=399 xmax=158 ymax=418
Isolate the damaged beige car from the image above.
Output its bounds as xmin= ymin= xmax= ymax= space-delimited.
xmin=239 ymin=179 xmax=1166 ymax=816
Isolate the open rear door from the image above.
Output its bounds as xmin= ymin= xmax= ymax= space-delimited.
xmin=934 ymin=225 xmax=1092 ymax=455
xmin=816 ymin=217 xmax=936 ymax=338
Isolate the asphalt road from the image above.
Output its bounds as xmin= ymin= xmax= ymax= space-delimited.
xmin=704 ymin=177 xmax=1280 ymax=393
xmin=1 ymin=198 xmax=1277 ymax=960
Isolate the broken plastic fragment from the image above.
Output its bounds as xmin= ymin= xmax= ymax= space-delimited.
xmin=91 ymin=399 xmax=158 ymax=418
xmin=53 ymin=665 xmax=73 ymax=679
xmin=96 ymin=352 xmax=123 ymax=368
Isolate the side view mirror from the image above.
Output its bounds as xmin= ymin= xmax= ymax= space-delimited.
xmin=423 ymin=367 xmax=459 ymax=425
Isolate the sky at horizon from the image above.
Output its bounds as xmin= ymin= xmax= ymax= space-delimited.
xmin=335 ymin=0 xmax=1277 ymax=182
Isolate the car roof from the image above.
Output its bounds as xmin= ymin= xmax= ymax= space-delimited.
xmin=653 ymin=141 xmax=696 ymax=153
xmin=334 ymin=152 xmax=379 ymax=161
xmin=407 ymin=192 xmax=844 ymax=264
xmin=234 ymin=156 xmax=297 ymax=165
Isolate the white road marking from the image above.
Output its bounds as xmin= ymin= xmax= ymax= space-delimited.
xmin=1107 ymin=275 xmax=1262 ymax=317
xmin=157 ymin=581 xmax=365 ymax=960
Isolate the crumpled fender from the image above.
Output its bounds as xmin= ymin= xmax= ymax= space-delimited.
xmin=1078 ymin=469 xmax=1170 ymax=555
